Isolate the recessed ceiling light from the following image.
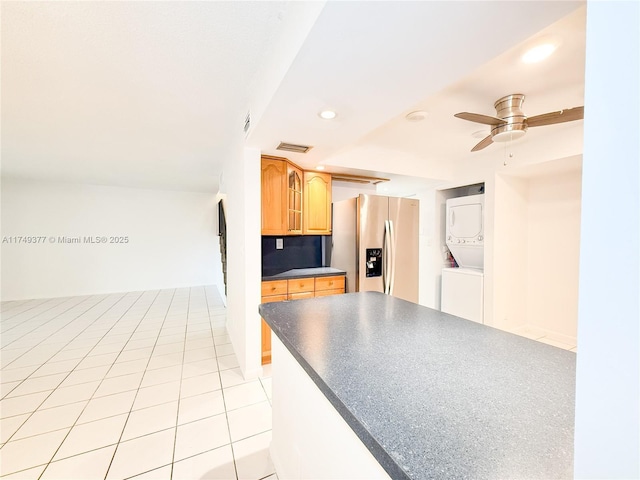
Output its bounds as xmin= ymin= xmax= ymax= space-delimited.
xmin=316 ymin=165 xmax=325 ymax=171
xmin=318 ymin=110 xmax=337 ymax=120
xmin=405 ymin=110 xmax=428 ymax=122
xmin=522 ymin=42 xmax=558 ymax=64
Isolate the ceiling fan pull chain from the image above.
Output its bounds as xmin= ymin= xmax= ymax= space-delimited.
xmin=503 ymin=140 xmax=515 ymax=167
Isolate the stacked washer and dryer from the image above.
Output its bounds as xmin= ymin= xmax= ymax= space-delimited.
xmin=441 ymin=194 xmax=485 ymax=324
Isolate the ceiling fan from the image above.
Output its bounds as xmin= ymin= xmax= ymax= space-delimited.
xmin=455 ymin=94 xmax=584 ymax=152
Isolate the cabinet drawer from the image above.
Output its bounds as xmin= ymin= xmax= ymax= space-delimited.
xmin=315 ymin=275 xmax=345 ymax=292
xmin=261 ymin=280 xmax=287 ymax=297
xmin=261 ymin=294 xmax=288 ymax=304
xmin=287 ymin=278 xmax=315 ymax=294
xmin=314 ymin=288 xmax=344 ymax=298
xmin=288 ymin=291 xmax=315 ymax=301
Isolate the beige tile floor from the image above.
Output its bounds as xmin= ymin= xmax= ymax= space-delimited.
xmin=0 ymin=287 xmax=276 ymax=480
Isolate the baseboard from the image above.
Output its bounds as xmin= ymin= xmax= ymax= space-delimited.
xmin=269 ymin=444 xmax=287 ymax=480
xmin=508 ymin=324 xmax=576 ymax=347
xmin=242 ymin=366 xmax=263 ymax=381
xmin=508 ymin=325 xmax=547 ymax=339
xmin=542 ymin=330 xmax=577 ymax=346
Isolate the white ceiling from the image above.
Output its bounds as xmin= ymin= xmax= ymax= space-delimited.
xmin=1 ymin=1 xmax=318 ymax=192
xmin=1 ymin=1 xmax=586 ymax=194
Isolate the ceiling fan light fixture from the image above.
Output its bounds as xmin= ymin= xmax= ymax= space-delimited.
xmin=492 ymin=130 xmax=527 ymax=143
xmin=522 ymin=42 xmax=558 ymax=64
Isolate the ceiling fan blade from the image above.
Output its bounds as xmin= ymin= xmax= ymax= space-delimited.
xmin=527 ymin=106 xmax=584 ymax=128
xmin=455 ymin=112 xmax=506 ymax=126
xmin=471 ymin=135 xmax=494 ymax=152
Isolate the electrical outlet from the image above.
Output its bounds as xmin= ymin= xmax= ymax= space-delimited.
xmin=276 ymin=238 xmax=284 ymax=250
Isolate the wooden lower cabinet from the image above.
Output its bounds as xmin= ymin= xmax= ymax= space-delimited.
xmin=288 ymin=291 xmax=314 ymax=300
xmin=260 ymin=292 xmax=287 ymax=365
xmin=261 ymin=279 xmax=287 ymax=297
xmin=315 ymin=275 xmax=345 ymax=293
xmin=287 ymin=277 xmax=315 ymax=295
xmin=260 ymin=275 xmax=345 ymax=365
xmin=314 ymin=288 xmax=345 ymax=297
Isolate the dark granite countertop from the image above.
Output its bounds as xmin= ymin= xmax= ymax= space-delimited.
xmin=262 ymin=267 xmax=346 ymax=281
xmin=259 ymin=291 xmax=576 ymax=480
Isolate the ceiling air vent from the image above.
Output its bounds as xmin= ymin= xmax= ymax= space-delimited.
xmin=276 ymin=142 xmax=313 ymax=154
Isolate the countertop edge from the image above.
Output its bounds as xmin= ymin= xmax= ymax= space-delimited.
xmin=259 ymin=299 xmax=410 ymax=480
xmin=262 ymin=268 xmax=346 ymax=281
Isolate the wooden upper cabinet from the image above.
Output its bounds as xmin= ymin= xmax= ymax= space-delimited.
xmin=261 ymin=155 xmax=332 ymax=236
xmin=287 ymin=164 xmax=303 ymax=235
xmin=303 ymin=171 xmax=332 ymax=235
xmin=261 ymin=157 xmax=287 ymax=235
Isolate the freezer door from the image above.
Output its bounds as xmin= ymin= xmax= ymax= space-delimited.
xmin=389 ymin=197 xmax=419 ymax=303
xmin=357 ymin=195 xmax=389 ymax=293
xmin=330 ymin=198 xmax=357 ymax=293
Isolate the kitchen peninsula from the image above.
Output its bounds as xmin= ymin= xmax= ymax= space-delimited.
xmin=260 ymin=267 xmax=346 ymax=365
xmin=259 ymin=292 xmax=576 ymax=479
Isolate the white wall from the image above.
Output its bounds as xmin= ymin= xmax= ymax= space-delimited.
xmin=526 ymin=169 xmax=581 ymax=339
xmin=574 ymin=1 xmax=639 ymax=477
xmin=1 ymin=178 xmax=221 ymax=301
xmin=490 ymin=168 xmax=581 ymax=340
xmin=331 ymin=181 xmax=376 ymax=203
xmin=414 ymin=188 xmax=440 ymax=308
xmin=219 ymin=147 xmax=261 ymax=380
xmin=492 ymin=174 xmax=529 ymax=331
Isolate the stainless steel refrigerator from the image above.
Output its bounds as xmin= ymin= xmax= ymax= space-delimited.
xmin=331 ymin=194 xmax=419 ymax=302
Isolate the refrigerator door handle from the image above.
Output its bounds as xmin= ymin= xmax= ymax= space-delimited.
xmin=383 ymin=220 xmax=390 ymax=294
xmin=389 ymin=220 xmax=396 ymax=296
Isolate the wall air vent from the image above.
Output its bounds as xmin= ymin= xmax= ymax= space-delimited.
xmin=276 ymin=142 xmax=313 ymax=154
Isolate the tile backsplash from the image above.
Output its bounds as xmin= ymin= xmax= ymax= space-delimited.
xmin=262 ymin=236 xmax=326 ymax=277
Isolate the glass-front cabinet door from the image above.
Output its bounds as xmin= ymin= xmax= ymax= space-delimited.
xmin=288 ymin=165 xmax=303 ymax=234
